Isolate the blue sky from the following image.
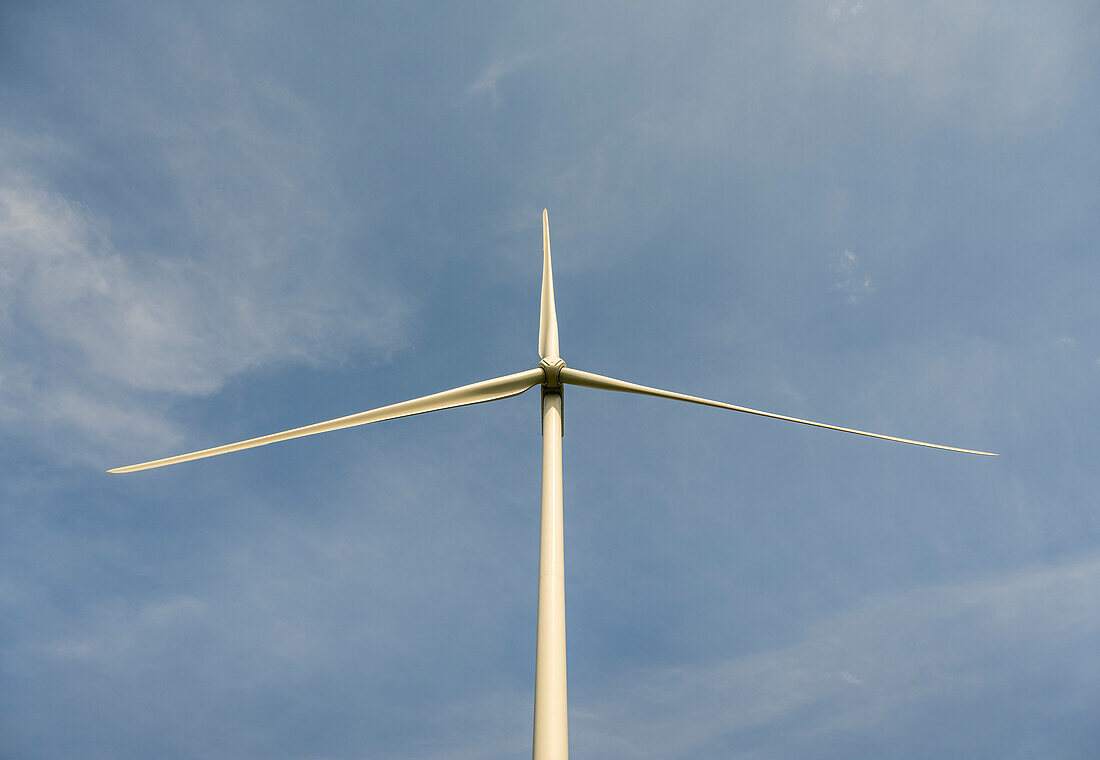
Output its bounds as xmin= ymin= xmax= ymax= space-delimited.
xmin=2 ymin=2 xmax=1099 ymax=758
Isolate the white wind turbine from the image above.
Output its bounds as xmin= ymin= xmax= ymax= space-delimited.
xmin=110 ymin=210 xmax=996 ymax=759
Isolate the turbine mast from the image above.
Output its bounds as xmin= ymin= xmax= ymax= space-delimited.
xmin=533 ymin=388 xmax=568 ymax=759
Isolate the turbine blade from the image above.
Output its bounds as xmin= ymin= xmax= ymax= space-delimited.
xmin=560 ymin=367 xmax=997 ymax=456
xmin=109 ymin=368 xmax=545 ymax=474
xmin=538 ymin=209 xmax=560 ymax=360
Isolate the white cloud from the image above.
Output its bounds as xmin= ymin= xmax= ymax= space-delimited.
xmin=32 ymin=596 xmax=207 ymax=664
xmin=0 ymin=166 xmax=401 ymax=463
xmin=479 ymin=1 xmax=1090 ymax=282
xmin=463 ymin=53 xmax=538 ymax=106
xmin=833 ymin=248 xmax=874 ymax=302
xmin=397 ymin=553 xmax=1100 ymax=759
xmin=801 ymin=0 xmax=1083 ymax=134
xmin=578 ymin=553 xmax=1100 ymax=756
xmin=0 ymin=17 xmax=412 ymax=464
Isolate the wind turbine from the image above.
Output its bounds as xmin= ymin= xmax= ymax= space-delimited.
xmin=110 ymin=210 xmax=996 ymax=759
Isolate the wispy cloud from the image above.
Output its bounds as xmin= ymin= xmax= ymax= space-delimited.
xmin=394 ymin=553 xmax=1100 ymax=759
xmin=572 ymin=554 xmax=1100 ymax=756
xmin=833 ymin=248 xmax=873 ymax=303
xmin=2 ymin=4 xmax=1096 ymax=758
xmin=800 ymin=0 xmax=1084 ymax=134
xmin=463 ymin=53 xmax=538 ymax=107
xmin=0 ymin=14 xmax=411 ymax=464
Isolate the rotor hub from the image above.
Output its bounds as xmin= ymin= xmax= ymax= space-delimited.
xmin=539 ymin=357 xmax=566 ymax=390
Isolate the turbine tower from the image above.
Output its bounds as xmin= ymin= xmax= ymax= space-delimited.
xmin=110 ymin=210 xmax=995 ymax=759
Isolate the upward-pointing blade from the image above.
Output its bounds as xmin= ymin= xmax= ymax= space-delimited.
xmin=560 ymin=367 xmax=997 ymax=456
xmin=538 ymin=209 xmax=560 ymax=360
xmin=108 ymin=368 xmax=545 ymax=473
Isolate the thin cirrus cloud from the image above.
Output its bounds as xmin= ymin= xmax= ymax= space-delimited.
xmin=336 ymin=552 xmax=1100 ymax=759
xmin=2 ymin=2 xmax=1098 ymax=759
xmin=801 ymin=0 xmax=1082 ymax=133
xmin=470 ymin=0 xmax=1085 ymax=284
xmin=0 ymin=23 xmax=410 ymax=462
xmin=833 ymin=249 xmax=873 ymax=303
xmin=567 ymin=552 xmax=1100 ymax=758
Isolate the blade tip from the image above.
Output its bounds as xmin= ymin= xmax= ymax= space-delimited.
xmin=108 ymin=463 xmax=147 ymax=473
